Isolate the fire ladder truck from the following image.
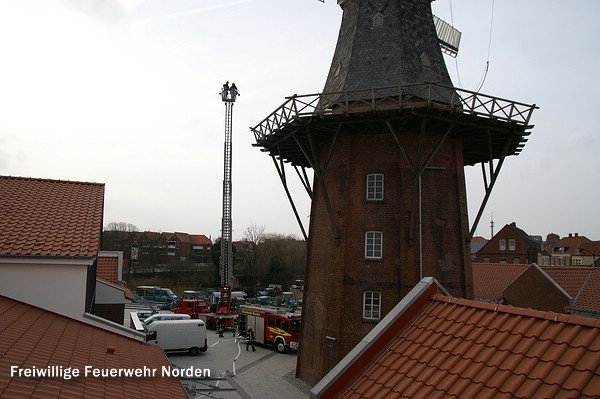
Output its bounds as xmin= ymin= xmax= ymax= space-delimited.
xmin=202 ymin=82 xmax=240 ymax=331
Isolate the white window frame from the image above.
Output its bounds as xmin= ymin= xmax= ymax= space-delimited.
xmin=365 ymin=231 xmax=383 ymax=259
xmin=499 ymin=239 xmax=506 ymax=251
xmin=366 ymin=174 xmax=384 ymax=201
xmin=363 ymin=291 xmax=381 ymax=321
xmin=508 ymin=239 xmax=516 ymax=251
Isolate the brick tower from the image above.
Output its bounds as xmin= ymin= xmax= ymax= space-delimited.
xmin=251 ymin=0 xmax=536 ymax=385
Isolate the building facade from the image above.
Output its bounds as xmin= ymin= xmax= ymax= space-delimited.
xmin=475 ymin=222 xmax=545 ymax=265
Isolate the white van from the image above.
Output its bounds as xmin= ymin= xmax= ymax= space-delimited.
xmin=143 ymin=313 xmax=190 ymax=325
xmin=145 ymin=319 xmax=207 ymax=356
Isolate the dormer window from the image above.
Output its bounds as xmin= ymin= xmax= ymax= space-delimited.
xmin=372 ymin=12 xmax=384 ymax=28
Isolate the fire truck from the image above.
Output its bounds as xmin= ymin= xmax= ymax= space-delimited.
xmin=172 ymin=291 xmax=210 ymax=319
xmin=238 ymin=305 xmax=301 ymax=353
xmin=201 ymin=288 xmax=248 ymax=330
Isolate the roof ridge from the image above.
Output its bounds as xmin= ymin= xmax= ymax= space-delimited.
xmin=431 ymin=294 xmax=600 ymax=328
xmin=0 ymin=174 xmax=105 ymax=187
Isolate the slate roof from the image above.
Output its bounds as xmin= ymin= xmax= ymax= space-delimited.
xmin=322 ymin=0 xmax=452 ymax=94
xmin=0 ymin=295 xmax=186 ymax=399
xmin=0 ymin=176 xmax=105 ymax=258
xmin=312 ymin=277 xmax=600 ymax=399
xmin=469 ymin=236 xmax=488 ymax=254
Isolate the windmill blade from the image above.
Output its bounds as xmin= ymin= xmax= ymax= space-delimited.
xmin=433 ymin=15 xmax=462 ymax=57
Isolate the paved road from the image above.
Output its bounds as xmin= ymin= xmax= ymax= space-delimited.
xmin=165 ymin=330 xmax=311 ymax=399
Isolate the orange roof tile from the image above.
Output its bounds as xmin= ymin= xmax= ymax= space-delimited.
xmin=0 ymin=295 xmax=187 ymax=399
xmin=542 ymin=266 xmax=594 ymax=298
xmin=313 ymin=278 xmax=600 ymax=399
xmin=96 ymin=255 xmax=119 ymax=284
xmin=552 ymin=235 xmax=600 ymax=255
xmin=0 ymin=176 xmax=104 ymax=258
xmin=473 ymin=263 xmax=595 ymax=305
xmin=190 ymin=234 xmax=211 ymax=246
xmin=573 ymin=268 xmax=600 ymax=315
xmin=472 ymin=263 xmax=528 ymax=301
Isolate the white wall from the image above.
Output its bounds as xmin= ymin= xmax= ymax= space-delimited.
xmin=0 ymin=258 xmax=91 ymax=319
xmin=95 ymin=280 xmax=130 ymax=304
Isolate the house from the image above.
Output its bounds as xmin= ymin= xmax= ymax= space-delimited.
xmin=473 ymin=263 xmax=600 ymax=316
xmin=543 ymin=233 xmax=600 ymax=266
xmin=502 ymin=263 xmax=574 ymax=313
xmin=110 ymin=230 xmax=213 ymax=273
xmin=0 ymin=295 xmax=187 ymax=399
xmin=0 ymin=175 xmax=188 ymax=397
xmin=0 ymin=176 xmax=104 ymax=321
xmin=474 ymin=222 xmax=545 ymax=264
xmin=311 ymin=277 xmax=600 ymax=399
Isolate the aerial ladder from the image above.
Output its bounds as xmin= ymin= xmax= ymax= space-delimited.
xmin=218 ymin=82 xmax=239 ymax=314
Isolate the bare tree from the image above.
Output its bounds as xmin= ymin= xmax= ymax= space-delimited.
xmin=105 ymin=221 xmax=139 ymax=232
xmin=240 ymin=222 xmax=266 ymax=289
xmin=243 ymin=221 xmax=265 ymax=245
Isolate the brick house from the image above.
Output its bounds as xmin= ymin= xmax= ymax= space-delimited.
xmin=473 ymin=262 xmax=600 ymax=317
xmin=112 ymin=231 xmax=213 ymax=273
xmin=542 ymin=233 xmax=600 ymax=266
xmin=475 ymin=222 xmax=544 ymax=264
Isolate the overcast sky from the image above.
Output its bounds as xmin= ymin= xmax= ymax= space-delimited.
xmin=1 ymin=1 xmax=598 ymax=242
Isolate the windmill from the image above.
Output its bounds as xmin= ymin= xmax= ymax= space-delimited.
xmin=251 ymin=0 xmax=536 ymax=385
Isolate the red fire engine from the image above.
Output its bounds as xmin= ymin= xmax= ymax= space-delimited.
xmin=202 ymin=286 xmax=238 ymax=330
xmin=238 ymin=304 xmax=301 ymax=353
xmin=172 ymin=291 xmax=210 ymax=319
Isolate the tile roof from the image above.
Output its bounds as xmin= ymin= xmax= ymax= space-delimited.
xmin=543 ymin=266 xmax=594 ymax=298
xmin=0 ymin=176 xmax=104 ymax=258
xmin=168 ymin=232 xmax=191 ymax=243
xmin=96 ymin=255 xmax=119 ymax=284
xmin=0 ymin=295 xmax=186 ymax=399
xmin=552 ymin=235 xmax=600 ymax=256
xmin=190 ymin=234 xmax=211 ymax=246
xmin=473 ymin=263 xmax=600 ymax=313
xmin=573 ymin=268 xmax=600 ymax=315
xmin=312 ymin=278 xmax=600 ymax=399
xmin=472 ymin=263 xmax=527 ymax=301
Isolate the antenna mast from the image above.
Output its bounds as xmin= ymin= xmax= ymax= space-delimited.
xmin=219 ymin=81 xmax=239 ymax=290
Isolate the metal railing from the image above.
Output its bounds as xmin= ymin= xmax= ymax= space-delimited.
xmin=251 ymin=83 xmax=537 ymax=141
